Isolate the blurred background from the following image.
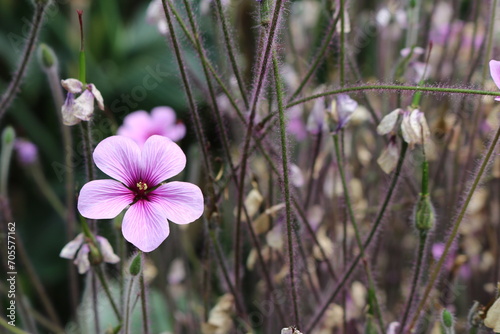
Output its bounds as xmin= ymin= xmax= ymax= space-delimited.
xmin=1 ymin=0 xmax=500 ymax=333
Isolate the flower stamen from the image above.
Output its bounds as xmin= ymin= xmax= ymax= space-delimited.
xmin=137 ymin=181 xmax=148 ymax=191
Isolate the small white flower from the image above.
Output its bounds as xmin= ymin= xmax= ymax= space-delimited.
xmin=377 ymin=138 xmax=399 ymax=174
xmin=485 ymin=297 xmax=500 ymax=332
xmin=377 ymin=108 xmax=402 ymax=135
xmin=60 ymin=233 xmax=119 ymax=274
xmin=379 ymin=108 xmax=430 ymax=148
xmin=61 ymin=79 xmax=104 ymax=126
xmin=401 ymin=109 xmax=430 ymax=147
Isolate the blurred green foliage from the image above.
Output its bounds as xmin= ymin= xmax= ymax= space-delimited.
xmin=0 ymin=0 xmax=208 ymax=326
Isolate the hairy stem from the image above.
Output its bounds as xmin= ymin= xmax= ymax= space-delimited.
xmin=305 ymin=141 xmax=408 ymax=332
xmin=0 ymin=2 xmax=47 ymax=120
xmin=288 ymin=12 xmax=341 ymax=101
xmin=94 ymin=265 xmax=122 ymax=322
xmin=214 ymin=0 xmax=248 ymax=108
xmin=273 ymin=51 xmax=300 ymax=326
xmin=140 ymin=253 xmax=149 ymax=334
xmin=332 ymin=134 xmax=385 ymax=332
xmin=160 ymin=0 xmax=216 ymax=208
xmin=407 ymin=123 xmax=500 ymax=332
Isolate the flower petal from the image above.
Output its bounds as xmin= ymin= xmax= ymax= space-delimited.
xmin=60 ymin=233 xmax=84 ymax=259
xmin=78 ymin=179 xmax=134 ymax=219
xmin=74 ymin=244 xmax=90 ymax=274
xmin=73 ymin=90 xmax=95 ymax=121
xmin=485 ymin=298 xmax=500 ymax=332
xmin=93 ymin=136 xmax=142 ymax=186
xmin=117 ymin=110 xmax=154 ymax=147
xmin=61 ymin=78 xmax=83 ymax=94
xmin=151 ymin=106 xmax=176 ymax=125
xmin=489 ymin=60 xmax=500 ymax=90
xmin=166 ymin=123 xmax=186 ymax=142
xmin=401 ymin=111 xmax=418 ymax=145
xmin=89 ymin=84 xmax=105 ymax=110
xmin=336 ymin=94 xmax=358 ymax=127
xmin=96 ymin=236 xmax=120 ymax=264
xmin=122 ymin=200 xmax=170 ymax=252
xmin=141 ymin=135 xmax=186 ymax=185
xmin=62 ymin=93 xmax=81 ymax=126
xmin=377 ymin=108 xmax=401 ymax=135
xmin=151 ymin=181 xmax=204 ymax=224
xmin=377 ymin=141 xmax=399 ymax=174
xmin=151 ymin=106 xmax=186 ymax=141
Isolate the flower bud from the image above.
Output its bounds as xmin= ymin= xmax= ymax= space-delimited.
xmin=2 ymin=126 xmax=15 ymax=145
xmin=38 ymin=43 xmax=57 ymax=70
xmin=1 ymin=126 xmax=16 ymax=195
xmin=414 ymin=194 xmax=435 ymax=231
xmin=129 ymin=253 xmax=142 ymax=276
xmin=441 ymin=309 xmax=454 ymax=328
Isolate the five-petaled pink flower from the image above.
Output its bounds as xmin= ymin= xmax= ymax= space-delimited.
xmin=489 ymin=60 xmax=500 ymax=101
xmin=117 ymin=107 xmax=186 ymax=148
xmin=77 ymin=135 xmax=204 ymax=252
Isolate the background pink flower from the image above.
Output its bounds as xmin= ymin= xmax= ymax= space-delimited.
xmin=77 ymin=135 xmax=204 ymax=252
xmin=117 ymin=106 xmax=186 ymax=148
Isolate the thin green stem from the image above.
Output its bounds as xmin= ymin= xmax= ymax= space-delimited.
xmin=0 ymin=2 xmax=47 ymax=120
xmin=124 ymin=277 xmax=135 ymax=334
xmin=273 ymin=51 xmax=300 ymax=326
xmin=94 ymin=265 xmax=122 ymax=322
xmin=214 ymin=0 xmax=248 ymax=108
xmin=407 ymin=123 xmax=500 ymax=332
xmin=0 ymin=316 xmax=30 ymax=334
xmin=79 ymin=120 xmax=95 ymax=182
xmin=305 ymin=141 xmax=408 ymax=333
xmin=91 ymin=270 xmax=100 ymax=334
xmin=140 ymin=253 xmax=149 ymax=334
xmin=257 ymin=84 xmax=498 ymax=131
xmin=29 ymin=163 xmax=66 ymax=219
xmin=167 ymin=3 xmax=245 ymax=122
xmin=288 ymin=84 xmax=500 ymax=108
xmin=399 ymin=230 xmax=427 ymax=333
xmin=332 ymin=134 xmax=385 ymax=332
xmin=206 ymin=219 xmax=247 ymax=317
xmin=288 ymin=12 xmax=341 ymax=101
xmin=161 ymin=0 xmax=214 ymax=187
xmin=339 ymin=0 xmax=345 ymax=87
xmin=234 ymin=0 xmax=285 ymax=291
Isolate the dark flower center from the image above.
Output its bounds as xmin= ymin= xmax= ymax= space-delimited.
xmin=134 ymin=181 xmax=149 ymax=201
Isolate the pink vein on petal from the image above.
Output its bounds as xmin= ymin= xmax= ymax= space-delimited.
xmin=122 ymin=200 xmax=170 ymax=252
xmin=93 ymin=136 xmax=141 ymax=187
xmin=151 ymin=181 xmax=204 ymax=224
xmin=78 ymin=180 xmax=134 ymax=219
xmin=141 ymin=135 xmax=186 ymax=185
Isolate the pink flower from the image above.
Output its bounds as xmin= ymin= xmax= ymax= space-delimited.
xmin=117 ymin=107 xmax=186 ymax=148
xmin=489 ymin=60 xmax=500 ymax=101
xmin=77 ymin=135 xmax=204 ymax=252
